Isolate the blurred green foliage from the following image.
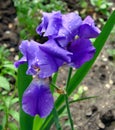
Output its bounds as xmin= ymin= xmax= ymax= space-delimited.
xmin=90 ymin=0 xmax=112 ymax=14
xmin=0 ymin=47 xmax=18 ymax=130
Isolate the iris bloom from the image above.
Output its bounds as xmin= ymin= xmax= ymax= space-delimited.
xmin=15 ymin=11 xmax=100 ymax=117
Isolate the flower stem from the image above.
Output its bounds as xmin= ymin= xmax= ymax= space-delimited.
xmin=66 ymin=67 xmax=73 ymax=91
xmin=64 ymin=94 xmax=74 ymax=130
xmin=53 ymin=106 xmax=62 ymax=130
xmin=65 ymin=67 xmax=74 ymax=130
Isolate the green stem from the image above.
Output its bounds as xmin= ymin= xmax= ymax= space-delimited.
xmin=65 ymin=67 xmax=74 ymax=130
xmin=64 ymin=94 xmax=74 ymax=130
xmin=51 ymin=72 xmax=62 ymax=130
xmin=53 ymin=107 xmax=62 ymax=130
xmin=66 ymin=67 xmax=73 ymax=91
xmin=0 ymin=95 xmax=9 ymax=130
xmin=4 ymin=107 xmax=9 ymax=130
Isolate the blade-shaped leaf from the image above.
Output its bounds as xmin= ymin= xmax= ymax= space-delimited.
xmin=18 ymin=62 xmax=34 ymax=130
xmin=41 ymin=10 xmax=115 ymax=130
xmin=33 ymin=115 xmax=45 ymax=130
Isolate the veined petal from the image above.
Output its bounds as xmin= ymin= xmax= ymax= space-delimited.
xmin=36 ymin=11 xmax=82 ymax=48
xmin=39 ymin=39 xmax=72 ymax=62
xmin=36 ymin=11 xmax=62 ymax=37
xmin=62 ymin=12 xmax=82 ymax=36
xmin=22 ymin=78 xmax=54 ymax=117
xmin=78 ymin=16 xmax=101 ymax=38
xmin=56 ymin=12 xmax=82 ymax=47
xmin=68 ymin=38 xmax=96 ymax=68
xmin=15 ymin=40 xmax=70 ymax=78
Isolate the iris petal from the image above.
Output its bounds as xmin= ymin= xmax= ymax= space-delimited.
xmin=68 ymin=38 xmax=96 ymax=68
xmin=78 ymin=16 xmax=101 ymax=38
xmin=14 ymin=56 xmax=27 ymax=68
xmin=22 ymin=78 xmax=54 ymax=117
xmin=36 ymin=11 xmax=62 ymax=37
xmin=39 ymin=39 xmax=72 ymax=62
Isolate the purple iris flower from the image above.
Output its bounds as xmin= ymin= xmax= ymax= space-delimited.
xmin=36 ymin=11 xmax=82 ymax=47
xmin=14 ymin=39 xmax=72 ymax=78
xmin=78 ymin=16 xmax=101 ymax=39
xmin=15 ymin=11 xmax=101 ymax=118
xmin=68 ymin=38 xmax=96 ymax=68
xmin=66 ymin=16 xmax=100 ymax=68
xmin=22 ymin=78 xmax=54 ymax=117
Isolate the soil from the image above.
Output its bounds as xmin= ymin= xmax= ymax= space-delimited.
xmin=0 ymin=0 xmax=115 ymax=130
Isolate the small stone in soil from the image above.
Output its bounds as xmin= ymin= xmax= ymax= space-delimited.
xmin=105 ymin=84 xmax=111 ymax=89
xmin=10 ymin=47 xmax=15 ymax=52
xmin=14 ymin=55 xmax=19 ymax=61
xmin=97 ymin=120 xmax=105 ymax=129
xmin=86 ymin=108 xmax=93 ymax=117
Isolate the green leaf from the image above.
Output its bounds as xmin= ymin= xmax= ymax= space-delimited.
xmin=33 ymin=115 xmax=45 ymax=130
xmin=18 ymin=62 xmax=33 ymax=130
xmin=0 ymin=105 xmax=4 ymax=111
xmin=9 ymin=110 xmax=19 ymax=122
xmin=0 ymin=125 xmax=2 ymax=130
xmin=9 ymin=123 xmax=18 ymax=130
xmin=0 ymin=76 xmax=10 ymax=91
xmin=10 ymin=98 xmax=19 ymax=105
xmin=3 ymin=96 xmax=12 ymax=108
xmin=41 ymin=10 xmax=115 ymax=130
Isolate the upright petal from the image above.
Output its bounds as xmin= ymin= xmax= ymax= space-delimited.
xmin=62 ymin=12 xmax=82 ymax=36
xmin=78 ymin=16 xmax=101 ymax=38
xmin=22 ymin=78 xmax=54 ymax=117
xmin=36 ymin=11 xmax=82 ymax=48
xmin=68 ymin=38 xmax=96 ymax=68
xmin=36 ymin=11 xmax=62 ymax=37
xmin=56 ymin=12 xmax=82 ymax=47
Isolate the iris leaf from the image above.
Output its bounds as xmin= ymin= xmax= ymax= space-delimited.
xmin=18 ymin=62 xmax=34 ymax=130
xmin=41 ymin=10 xmax=115 ymax=130
xmin=33 ymin=115 xmax=45 ymax=130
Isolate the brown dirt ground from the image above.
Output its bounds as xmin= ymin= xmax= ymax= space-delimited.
xmin=0 ymin=0 xmax=115 ymax=130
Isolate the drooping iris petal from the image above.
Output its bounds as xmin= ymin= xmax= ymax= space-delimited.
xmin=14 ymin=56 xmax=27 ymax=68
xmin=68 ymin=38 xmax=96 ymax=68
xmin=78 ymin=16 xmax=101 ymax=38
xmin=35 ymin=48 xmax=64 ymax=78
xmin=36 ymin=11 xmax=62 ymax=37
xmin=22 ymin=78 xmax=54 ymax=117
xmin=39 ymin=39 xmax=72 ymax=62
xmin=14 ymin=40 xmax=72 ymax=78
xmin=36 ymin=39 xmax=72 ymax=78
